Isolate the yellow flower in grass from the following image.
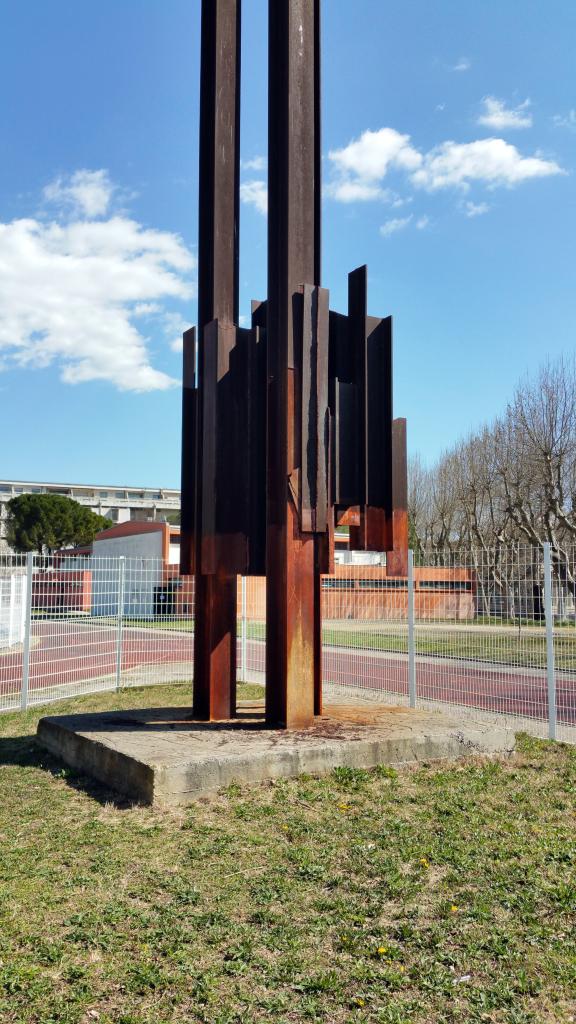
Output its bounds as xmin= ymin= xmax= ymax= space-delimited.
xmin=377 ymin=946 xmax=387 ymax=955
xmin=419 ymin=857 xmax=430 ymax=868
xmin=338 ymin=803 xmax=350 ymax=811
xmin=450 ymin=904 xmax=459 ymax=914
xmin=355 ymin=997 xmax=365 ymax=1007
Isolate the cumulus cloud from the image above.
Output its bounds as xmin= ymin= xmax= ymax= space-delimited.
xmin=327 ymin=126 xmax=562 ymax=208
xmin=380 ymin=215 xmax=412 ymax=237
xmin=553 ymin=109 xmax=576 ymax=130
xmin=325 ymin=180 xmax=391 ymax=203
xmin=477 ymin=97 xmax=532 ymax=130
xmin=240 ymin=179 xmax=268 ymax=215
xmin=464 ymin=201 xmax=490 ymax=217
xmin=451 ymin=57 xmax=471 ymax=72
xmin=411 ymin=138 xmax=563 ymax=191
xmin=43 ymin=169 xmax=116 ymax=218
xmin=415 ymin=215 xmax=430 ymax=229
xmin=329 ymin=128 xmax=422 ymax=183
xmin=241 ymin=155 xmax=266 ymax=171
xmin=327 ymin=129 xmax=421 ymax=211
xmin=162 ymin=313 xmax=190 ymax=353
xmin=0 ymin=173 xmax=195 ymax=391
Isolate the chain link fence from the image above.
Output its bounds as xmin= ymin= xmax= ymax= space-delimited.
xmin=0 ymin=545 xmax=574 ymax=742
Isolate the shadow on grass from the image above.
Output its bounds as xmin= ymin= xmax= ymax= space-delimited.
xmin=0 ymin=730 xmax=146 ymax=809
xmin=0 ymin=692 xmax=268 ymax=809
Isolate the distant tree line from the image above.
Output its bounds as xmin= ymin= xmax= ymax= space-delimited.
xmin=408 ymin=357 xmax=576 ymax=613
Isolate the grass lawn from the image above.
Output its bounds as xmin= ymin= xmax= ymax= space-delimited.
xmin=118 ymin=618 xmax=576 ymax=672
xmin=1 ymin=683 xmax=574 ymax=1023
xmin=247 ymin=623 xmax=576 ymax=673
xmin=320 ymin=628 xmax=576 ymax=673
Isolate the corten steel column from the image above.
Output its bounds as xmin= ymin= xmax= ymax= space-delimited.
xmin=193 ymin=0 xmax=241 ymax=720
xmin=266 ymin=0 xmax=322 ymax=727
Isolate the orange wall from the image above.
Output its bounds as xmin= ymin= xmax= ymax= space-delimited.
xmin=32 ymin=571 xmax=92 ymax=613
xmin=168 ymin=565 xmax=476 ymax=622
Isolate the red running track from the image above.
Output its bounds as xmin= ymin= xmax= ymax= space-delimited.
xmin=1 ymin=621 xmax=575 ymax=724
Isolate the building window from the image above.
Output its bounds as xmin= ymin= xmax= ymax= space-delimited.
xmin=358 ymin=578 xmax=407 ymax=590
xmin=418 ymin=580 xmax=472 ymax=591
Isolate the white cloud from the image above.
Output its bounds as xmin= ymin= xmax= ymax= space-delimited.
xmin=240 ymin=179 xmax=268 ymax=215
xmin=241 ymin=155 xmax=266 ymax=171
xmin=328 ymin=126 xmax=563 ymax=206
xmin=477 ymin=96 xmax=532 ymax=131
xmin=163 ymin=313 xmax=190 ymax=353
xmin=380 ymin=215 xmax=412 ymax=237
xmin=416 ymin=215 xmax=430 ymax=229
xmin=329 ymin=128 xmax=422 ymax=183
xmin=325 ymin=180 xmax=391 ymax=203
xmin=43 ymin=169 xmax=115 ymax=218
xmin=553 ymin=109 xmax=576 ymax=130
xmin=464 ymin=200 xmax=490 ymax=217
xmin=391 ymin=195 xmax=412 ymax=208
xmin=452 ymin=57 xmax=471 ymax=72
xmin=412 ymin=138 xmax=563 ymax=191
xmin=0 ymin=174 xmax=196 ymax=391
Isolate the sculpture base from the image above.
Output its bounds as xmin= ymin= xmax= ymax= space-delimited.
xmin=37 ymin=702 xmax=514 ymax=807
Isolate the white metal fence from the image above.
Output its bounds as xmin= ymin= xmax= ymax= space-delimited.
xmin=0 ymin=545 xmax=575 ymax=743
xmin=0 ymin=567 xmax=26 ymax=649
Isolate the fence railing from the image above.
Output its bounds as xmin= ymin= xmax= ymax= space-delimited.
xmin=0 ymin=544 xmax=574 ymax=743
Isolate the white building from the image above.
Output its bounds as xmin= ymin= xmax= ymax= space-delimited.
xmin=83 ymin=522 xmax=182 ymax=619
xmin=0 ymin=479 xmax=180 ymax=554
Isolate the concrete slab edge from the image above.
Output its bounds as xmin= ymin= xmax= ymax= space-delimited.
xmin=36 ymin=717 xmax=515 ymax=807
xmin=37 ymin=718 xmax=155 ymax=804
xmin=152 ymin=727 xmax=515 ymax=805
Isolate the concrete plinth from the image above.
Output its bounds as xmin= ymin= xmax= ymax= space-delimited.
xmin=36 ymin=703 xmax=515 ymax=806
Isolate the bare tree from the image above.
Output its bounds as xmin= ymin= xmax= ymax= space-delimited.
xmin=411 ymin=356 xmax=576 ymax=612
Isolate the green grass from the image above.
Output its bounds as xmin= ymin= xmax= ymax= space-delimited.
xmin=0 ymin=682 xmax=575 ymax=1023
xmin=245 ymin=622 xmax=576 ymax=672
xmin=51 ymin=614 xmax=575 ymax=672
xmin=321 ymin=628 xmax=576 ymax=672
xmin=118 ymin=618 xmax=576 ymax=671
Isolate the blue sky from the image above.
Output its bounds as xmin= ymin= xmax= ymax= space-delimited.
xmin=0 ymin=0 xmax=574 ymax=487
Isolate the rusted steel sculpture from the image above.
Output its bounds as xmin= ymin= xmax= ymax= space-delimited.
xmin=181 ymin=0 xmax=408 ymax=728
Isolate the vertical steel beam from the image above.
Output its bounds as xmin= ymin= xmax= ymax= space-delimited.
xmin=180 ymin=327 xmax=197 ymax=575
xmin=193 ymin=0 xmax=241 ymax=720
xmin=266 ymin=0 xmax=322 ymax=727
xmin=386 ymin=418 xmax=409 ymax=577
xmin=197 ymin=0 xmax=240 ymax=330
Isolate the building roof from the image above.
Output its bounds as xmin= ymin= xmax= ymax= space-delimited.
xmin=0 ymin=479 xmax=179 ymax=496
xmin=94 ymin=522 xmax=180 ymax=541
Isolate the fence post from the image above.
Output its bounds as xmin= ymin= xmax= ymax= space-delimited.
xmin=115 ymin=556 xmax=126 ymax=691
xmin=407 ymin=549 xmax=416 ymax=708
xmin=543 ymin=542 xmax=557 ymax=740
xmin=241 ymin=575 xmax=247 ymax=682
xmin=21 ymin=552 xmax=34 ymax=711
xmin=8 ymin=574 xmax=16 ymax=646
